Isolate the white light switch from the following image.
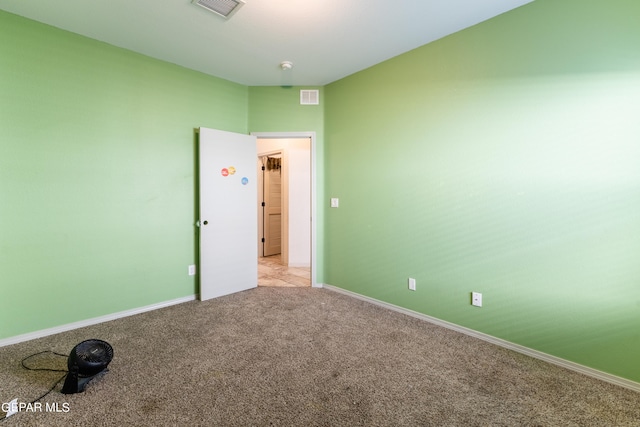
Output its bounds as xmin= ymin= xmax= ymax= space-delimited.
xmin=330 ymin=198 xmax=339 ymax=208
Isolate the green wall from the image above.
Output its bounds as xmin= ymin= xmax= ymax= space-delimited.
xmin=0 ymin=10 xmax=248 ymax=339
xmin=248 ymin=86 xmax=325 ymax=282
xmin=324 ymin=0 xmax=640 ymax=382
xmin=3 ymin=0 xmax=639 ymax=387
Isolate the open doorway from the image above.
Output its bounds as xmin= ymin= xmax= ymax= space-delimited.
xmin=254 ymin=133 xmax=315 ymax=287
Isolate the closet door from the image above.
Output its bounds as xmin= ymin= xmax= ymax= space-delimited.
xmin=263 ymin=161 xmax=282 ymax=256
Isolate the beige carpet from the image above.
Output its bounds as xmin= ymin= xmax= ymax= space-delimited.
xmin=1 ymin=287 xmax=639 ymax=426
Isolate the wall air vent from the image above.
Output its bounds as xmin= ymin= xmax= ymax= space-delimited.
xmin=192 ymin=0 xmax=245 ymax=19
xmin=300 ymin=90 xmax=319 ymax=105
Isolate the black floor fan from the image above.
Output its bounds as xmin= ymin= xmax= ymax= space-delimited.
xmin=61 ymin=339 xmax=113 ymax=394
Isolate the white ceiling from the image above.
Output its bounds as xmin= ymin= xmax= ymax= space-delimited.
xmin=0 ymin=0 xmax=534 ymax=86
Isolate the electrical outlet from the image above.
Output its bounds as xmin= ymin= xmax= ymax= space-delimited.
xmin=472 ymin=292 xmax=482 ymax=307
xmin=188 ymin=265 xmax=196 ymax=276
xmin=408 ymin=278 xmax=416 ymax=291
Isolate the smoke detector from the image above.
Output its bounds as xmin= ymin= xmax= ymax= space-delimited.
xmin=192 ymin=0 xmax=246 ymax=19
xmin=280 ymin=61 xmax=293 ymax=71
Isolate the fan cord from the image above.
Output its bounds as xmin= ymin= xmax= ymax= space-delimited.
xmin=21 ymin=350 xmax=69 ymax=372
xmin=0 ymin=351 xmax=69 ymax=422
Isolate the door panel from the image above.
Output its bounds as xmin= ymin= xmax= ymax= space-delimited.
xmin=198 ymin=127 xmax=257 ymax=301
xmin=264 ymin=166 xmax=282 ymax=256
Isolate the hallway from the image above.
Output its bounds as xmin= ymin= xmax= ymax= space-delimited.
xmin=258 ymin=255 xmax=310 ymax=287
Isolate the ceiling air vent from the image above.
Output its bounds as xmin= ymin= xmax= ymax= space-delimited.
xmin=192 ymin=0 xmax=245 ymax=19
xmin=300 ymin=90 xmax=319 ymax=105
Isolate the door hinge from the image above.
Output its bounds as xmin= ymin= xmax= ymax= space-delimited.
xmin=261 ymin=166 xmax=265 ymax=171
xmin=261 ymin=238 xmax=265 ymax=243
xmin=261 ymin=202 xmax=265 ymax=207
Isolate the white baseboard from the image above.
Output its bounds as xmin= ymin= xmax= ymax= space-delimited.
xmin=0 ymin=295 xmax=197 ymax=348
xmin=287 ymin=262 xmax=311 ymax=268
xmin=323 ymin=284 xmax=640 ymax=393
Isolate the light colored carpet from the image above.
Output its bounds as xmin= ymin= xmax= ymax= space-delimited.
xmin=1 ymin=287 xmax=639 ymax=426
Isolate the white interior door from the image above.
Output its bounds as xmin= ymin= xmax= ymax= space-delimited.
xmin=199 ymin=127 xmax=257 ymax=301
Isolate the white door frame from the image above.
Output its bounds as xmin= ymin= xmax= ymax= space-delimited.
xmin=252 ymin=131 xmax=318 ymax=288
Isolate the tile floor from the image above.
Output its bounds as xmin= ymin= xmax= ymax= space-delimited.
xmin=258 ymin=255 xmax=310 ymax=287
